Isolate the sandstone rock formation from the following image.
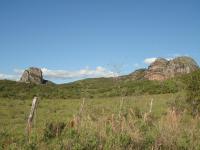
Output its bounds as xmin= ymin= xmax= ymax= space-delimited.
xmin=20 ymin=67 xmax=44 ymax=84
xmin=129 ymin=69 xmax=147 ymax=80
xmin=130 ymin=56 xmax=199 ymax=81
xmin=166 ymin=57 xmax=199 ymax=77
xmin=144 ymin=58 xmax=169 ymax=80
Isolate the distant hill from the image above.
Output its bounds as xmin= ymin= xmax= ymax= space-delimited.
xmin=0 ymin=56 xmax=199 ymax=99
xmin=0 ymin=69 xmax=199 ymax=99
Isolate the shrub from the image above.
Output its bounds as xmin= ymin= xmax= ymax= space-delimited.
xmin=168 ymin=93 xmax=187 ymax=114
xmin=186 ymin=70 xmax=200 ymax=116
xmin=43 ymin=122 xmax=66 ymax=141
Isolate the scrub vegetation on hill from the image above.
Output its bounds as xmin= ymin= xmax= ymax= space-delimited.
xmin=0 ymin=70 xmax=194 ymax=100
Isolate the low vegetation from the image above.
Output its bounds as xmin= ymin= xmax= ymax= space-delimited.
xmin=0 ymin=71 xmax=191 ymax=100
xmin=0 ymin=91 xmax=199 ymax=149
xmin=185 ymin=70 xmax=200 ymax=116
xmin=0 ymin=70 xmax=200 ymax=149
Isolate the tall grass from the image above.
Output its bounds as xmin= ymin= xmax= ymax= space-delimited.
xmin=1 ymin=94 xmax=200 ymax=149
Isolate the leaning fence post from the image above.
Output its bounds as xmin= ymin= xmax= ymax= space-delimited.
xmin=27 ymin=96 xmax=38 ymax=141
xmin=149 ymin=98 xmax=153 ymax=113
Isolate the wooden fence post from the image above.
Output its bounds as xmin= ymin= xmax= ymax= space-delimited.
xmin=27 ymin=96 xmax=38 ymax=140
xmin=149 ymin=98 xmax=153 ymax=113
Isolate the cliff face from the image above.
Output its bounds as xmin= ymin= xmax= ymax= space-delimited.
xmin=130 ymin=56 xmax=199 ymax=81
xmin=144 ymin=58 xmax=168 ymax=80
xmin=20 ymin=67 xmax=44 ymax=84
xmin=166 ymin=57 xmax=199 ymax=77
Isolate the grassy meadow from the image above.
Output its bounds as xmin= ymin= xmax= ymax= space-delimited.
xmin=0 ymin=94 xmax=172 ymax=133
xmin=0 ymin=70 xmax=200 ymax=149
xmin=1 ymin=93 xmax=200 ymax=150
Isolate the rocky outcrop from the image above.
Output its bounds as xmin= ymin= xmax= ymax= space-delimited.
xmin=166 ymin=57 xmax=199 ymax=77
xmin=129 ymin=69 xmax=147 ymax=80
xmin=144 ymin=56 xmax=199 ymax=80
xmin=144 ymin=58 xmax=169 ymax=80
xmin=20 ymin=67 xmax=44 ymax=84
xmin=130 ymin=56 xmax=199 ymax=81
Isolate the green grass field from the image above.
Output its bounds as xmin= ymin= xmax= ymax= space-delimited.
xmin=0 ymin=94 xmax=173 ymax=133
xmin=2 ymin=93 xmax=200 ymax=149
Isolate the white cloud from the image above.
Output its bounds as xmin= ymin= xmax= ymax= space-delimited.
xmin=144 ymin=58 xmax=157 ymax=64
xmin=1 ymin=66 xmax=118 ymax=82
xmin=14 ymin=67 xmax=118 ymax=80
xmin=14 ymin=66 xmax=118 ymax=80
xmin=144 ymin=57 xmax=175 ymax=65
xmin=41 ymin=66 xmax=118 ymax=79
xmin=0 ymin=73 xmax=20 ymax=81
xmin=166 ymin=57 xmax=173 ymax=61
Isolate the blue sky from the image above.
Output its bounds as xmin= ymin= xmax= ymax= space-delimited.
xmin=0 ymin=0 xmax=199 ymax=83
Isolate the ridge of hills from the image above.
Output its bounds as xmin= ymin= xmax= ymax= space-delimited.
xmin=0 ymin=56 xmax=199 ymax=99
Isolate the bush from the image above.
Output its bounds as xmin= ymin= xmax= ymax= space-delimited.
xmin=168 ymin=93 xmax=187 ymax=114
xmin=186 ymin=70 xmax=200 ymax=116
xmin=43 ymin=122 xmax=66 ymax=141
